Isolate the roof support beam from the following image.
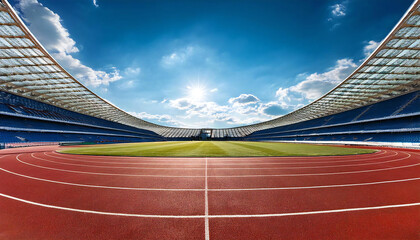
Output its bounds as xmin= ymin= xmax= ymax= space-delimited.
xmin=0 ymin=70 xmax=63 ymax=76
xmin=0 ymin=55 xmax=44 ymax=60
xmin=0 ymin=63 xmax=55 ymax=68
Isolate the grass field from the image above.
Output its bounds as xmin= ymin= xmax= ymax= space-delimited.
xmin=59 ymin=141 xmax=376 ymax=157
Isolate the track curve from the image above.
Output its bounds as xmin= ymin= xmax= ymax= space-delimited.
xmin=0 ymin=145 xmax=419 ymax=240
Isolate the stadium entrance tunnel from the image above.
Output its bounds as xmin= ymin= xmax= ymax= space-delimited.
xmin=200 ymin=129 xmax=212 ymax=141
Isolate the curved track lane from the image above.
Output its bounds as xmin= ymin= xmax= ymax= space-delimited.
xmin=0 ymin=145 xmax=419 ymax=240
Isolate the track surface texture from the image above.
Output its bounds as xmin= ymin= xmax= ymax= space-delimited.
xmin=0 ymin=145 xmax=419 ymax=240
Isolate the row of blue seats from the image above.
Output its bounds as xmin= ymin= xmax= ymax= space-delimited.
xmin=247 ymin=115 xmax=419 ymax=139
xmin=4 ymin=104 xmax=76 ymax=121
xmin=0 ymin=130 xmax=150 ymax=146
xmin=0 ymin=91 xmax=161 ymax=138
xmin=0 ymin=116 xmax=158 ymax=140
xmin=250 ymin=91 xmax=419 ymax=137
xmin=246 ymin=91 xmax=420 ymax=143
xmin=251 ymin=132 xmax=420 ymax=143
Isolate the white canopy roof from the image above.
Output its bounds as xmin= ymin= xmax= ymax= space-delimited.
xmin=0 ymin=0 xmax=418 ymax=138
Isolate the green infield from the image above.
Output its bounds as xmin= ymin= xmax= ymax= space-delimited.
xmin=59 ymin=141 xmax=376 ymax=157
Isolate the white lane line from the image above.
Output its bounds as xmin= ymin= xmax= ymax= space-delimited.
xmin=0 ymin=192 xmax=203 ymax=218
xmin=207 ymin=151 xmax=398 ymax=165
xmin=51 ymin=150 xmax=387 ymax=163
xmin=209 ymin=178 xmax=420 ymax=191
xmin=54 ymin=151 xmax=218 ymax=162
xmin=16 ymin=154 xmax=420 ymax=178
xmin=34 ymin=152 xmax=410 ymax=170
xmin=35 ymin=153 xmax=204 ymax=170
xmin=16 ymin=154 xmax=203 ymax=178
xmin=1 ymin=164 xmax=419 ymax=191
xmin=48 ymin=151 xmax=393 ymax=165
xmin=0 ymin=167 xmax=203 ymax=191
xmin=205 ymin=157 xmax=210 ymax=240
xmin=46 ymin=153 xmax=206 ymax=166
xmin=52 ymin=151 xmax=209 ymax=162
xmin=211 ymin=162 xmax=420 ymax=178
xmin=46 ymin=151 xmax=398 ymax=166
xmin=0 ymin=192 xmax=418 ymax=218
xmin=208 ymin=202 xmax=420 ymax=218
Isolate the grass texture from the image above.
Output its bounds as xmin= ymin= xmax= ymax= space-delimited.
xmin=59 ymin=141 xmax=375 ymax=157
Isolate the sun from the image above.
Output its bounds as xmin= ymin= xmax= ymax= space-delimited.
xmin=187 ymin=84 xmax=207 ymax=101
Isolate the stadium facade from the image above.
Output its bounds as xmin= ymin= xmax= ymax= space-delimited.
xmin=0 ymin=0 xmax=419 ymax=148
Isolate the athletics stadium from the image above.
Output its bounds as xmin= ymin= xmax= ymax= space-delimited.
xmin=0 ymin=0 xmax=419 ymax=239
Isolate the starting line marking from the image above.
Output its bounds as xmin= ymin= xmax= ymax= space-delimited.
xmin=0 ymin=191 xmax=418 ymax=219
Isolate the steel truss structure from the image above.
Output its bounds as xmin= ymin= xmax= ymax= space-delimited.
xmin=0 ymin=0 xmax=419 ymax=138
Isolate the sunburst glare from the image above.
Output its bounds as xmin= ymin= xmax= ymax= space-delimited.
xmin=187 ymin=83 xmax=207 ymax=101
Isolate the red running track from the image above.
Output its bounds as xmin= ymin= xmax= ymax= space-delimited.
xmin=0 ymin=145 xmax=419 ymax=240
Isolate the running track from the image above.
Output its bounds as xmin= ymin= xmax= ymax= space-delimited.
xmin=0 ymin=145 xmax=419 ymax=239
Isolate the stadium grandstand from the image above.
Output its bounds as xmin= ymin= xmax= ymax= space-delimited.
xmin=0 ymin=0 xmax=419 ymax=148
xmin=0 ymin=1 xmax=419 ymax=239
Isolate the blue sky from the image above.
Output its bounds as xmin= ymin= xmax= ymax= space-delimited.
xmin=11 ymin=0 xmax=414 ymax=128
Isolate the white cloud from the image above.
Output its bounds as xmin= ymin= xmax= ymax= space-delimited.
xmin=170 ymin=98 xmax=229 ymax=118
xmin=141 ymin=90 xmax=295 ymax=127
xmin=210 ymin=88 xmax=218 ymax=93
xmin=129 ymin=112 xmax=182 ymax=126
xmin=328 ymin=1 xmax=347 ymax=30
xmin=163 ymin=93 xmax=275 ymax=127
xmin=52 ymin=52 xmax=122 ymax=86
xmin=93 ymin=0 xmax=99 ymax=7
xmin=16 ymin=0 xmax=78 ymax=54
xmin=126 ymin=80 xmax=134 ymax=87
xmin=140 ymin=41 xmax=371 ymax=128
xmin=16 ymin=0 xmax=121 ymax=87
xmin=228 ymin=94 xmax=260 ymax=105
xmin=259 ymin=102 xmax=288 ymax=116
xmin=124 ymin=67 xmax=141 ymax=76
xmin=168 ymin=98 xmax=193 ymax=110
xmin=275 ymin=88 xmax=291 ymax=102
xmin=363 ymin=40 xmax=380 ymax=57
xmin=274 ymin=58 xmax=357 ymax=109
xmin=161 ymin=46 xmax=196 ymax=67
xmin=291 ymin=79 xmax=336 ymax=100
xmin=331 ymin=3 xmax=346 ymax=17
xmin=291 ymin=58 xmax=356 ymax=100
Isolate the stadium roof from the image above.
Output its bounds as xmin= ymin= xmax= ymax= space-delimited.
xmin=0 ymin=0 xmax=419 ymax=138
xmin=0 ymin=0 xmax=174 ymax=135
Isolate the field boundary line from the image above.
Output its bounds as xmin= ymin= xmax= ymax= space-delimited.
xmin=16 ymin=154 xmax=420 ymax=178
xmin=32 ymin=152 xmax=409 ymax=170
xmin=47 ymin=151 xmax=395 ymax=165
